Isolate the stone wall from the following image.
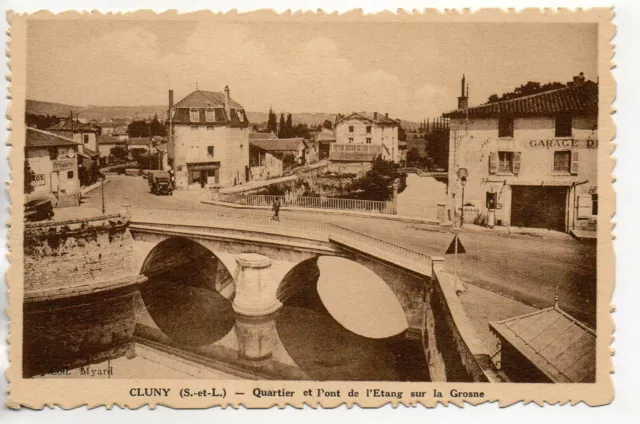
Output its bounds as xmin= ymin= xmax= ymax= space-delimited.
xmin=23 ymin=213 xmax=140 ymax=377
xmin=24 ymin=213 xmax=135 ymax=301
xmin=423 ymin=260 xmax=494 ymax=382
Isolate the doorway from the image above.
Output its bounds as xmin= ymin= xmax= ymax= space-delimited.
xmin=510 ymin=186 xmax=568 ymax=232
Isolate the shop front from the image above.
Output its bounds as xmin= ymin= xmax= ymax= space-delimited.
xmin=186 ymin=162 xmax=220 ymax=189
xmin=510 ymin=185 xmax=569 ymax=232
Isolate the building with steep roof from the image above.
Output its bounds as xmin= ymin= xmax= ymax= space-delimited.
xmin=167 ymin=86 xmax=250 ymax=189
xmin=46 ymin=117 xmax=101 ymax=155
xmin=26 ymin=128 xmax=81 ymax=207
xmin=442 ymin=73 xmax=598 ymax=235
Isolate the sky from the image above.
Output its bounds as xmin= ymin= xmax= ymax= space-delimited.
xmin=26 ymin=20 xmax=598 ymax=121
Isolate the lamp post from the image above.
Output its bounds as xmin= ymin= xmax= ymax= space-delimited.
xmin=460 ymin=176 xmax=467 ymax=228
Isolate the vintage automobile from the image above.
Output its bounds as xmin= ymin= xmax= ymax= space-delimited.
xmin=24 ymin=199 xmax=55 ymax=222
xmin=147 ymin=170 xmax=173 ymax=195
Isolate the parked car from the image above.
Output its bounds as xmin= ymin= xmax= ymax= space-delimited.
xmin=24 ymin=199 xmax=54 ymax=222
xmin=147 ymin=170 xmax=173 ymax=195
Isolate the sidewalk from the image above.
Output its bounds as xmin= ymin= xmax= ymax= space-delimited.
xmin=441 ymin=221 xmax=574 ymax=241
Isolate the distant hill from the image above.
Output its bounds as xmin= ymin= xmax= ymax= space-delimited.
xmin=27 ymin=99 xmax=422 ymax=128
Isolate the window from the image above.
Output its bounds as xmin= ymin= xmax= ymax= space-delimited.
xmin=205 ymin=109 xmax=215 ymax=122
xmin=207 ymin=146 xmax=214 ymax=158
xmin=366 ymin=138 xmax=372 ymax=144
xmin=498 ymin=152 xmax=514 ymax=173
xmin=553 ymin=151 xmax=571 ymax=173
xmin=555 ymin=113 xmax=572 ymax=137
xmin=366 ymin=126 xmax=372 ymax=133
xmin=67 ymin=171 xmax=74 ymax=179
xmin=498 ymin=116 xmax=514 ymax=138
xmin=83 ymin=134 xmax=89 ymax=144
xmin=349 ymin=126 xmax=354 ymax=132
xmin=190 ymin=108 xmax=200 ymax=123
xmin=348 ymin=137 xmax=354 ymax=143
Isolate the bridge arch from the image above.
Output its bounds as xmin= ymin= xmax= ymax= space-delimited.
xmin=138 ymin=237 xmax=237 ymax=346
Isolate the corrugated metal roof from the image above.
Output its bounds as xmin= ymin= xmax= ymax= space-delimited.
xmin=489 ymin=305 xmax=596 ymax=383
xmin=443 ymin=81 xmax=598 ymax=118
xmin=26 ymin=127 xmax=80 ymax=148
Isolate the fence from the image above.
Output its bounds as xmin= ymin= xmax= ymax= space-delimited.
xmin=217 ymin=193 xmax=397 ymax=215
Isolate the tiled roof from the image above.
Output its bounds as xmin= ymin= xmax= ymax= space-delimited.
xmin=98 ymin=134 xmax=127 ymax=145
xmin=335 ymin=112 xmax=399 ymax=126
xmin=249 ymin=138 xmax=305 ymax=152
xmin=249 ymin=132 xmax=278 ymax=140
xmin=443 ymin=81 xmax=598 ymax=118
xmin=329 ymin=151 xmax=379 ymax=162
xmin=26 ymin=127 xmax=80 ymax=148
xmin=174 ymin=90 xmax=244 ymax=109
xmin=489 ymin=305 xmax=596 ymax=383
xmin=46 ymin=118 xmax=99 ymax=133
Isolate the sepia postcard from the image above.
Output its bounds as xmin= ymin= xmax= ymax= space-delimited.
xmin=5 ymin=8 xmax=615 ymax=409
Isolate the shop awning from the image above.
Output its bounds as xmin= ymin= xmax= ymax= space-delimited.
xmin=187 ymin=162 xmax=220 ymax=171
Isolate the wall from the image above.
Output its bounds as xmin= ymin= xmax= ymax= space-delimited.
xmin=22 ymin=213 xmax=139 ymax=377
xmin=335 ymin=117 xmax=399 ymax=162
xmin=447 ymin=114 xmax=598 ymax=230
xmin=171 ymin=124 xmax=249 ymax=189
xmin=26 ymin=146 xmax=80 ymax=207
xmin=423 ymin=262 xmax=493 ymax=382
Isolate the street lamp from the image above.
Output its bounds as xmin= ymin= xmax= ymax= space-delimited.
xmin=460 ymin=176 xmax=467 ymax=228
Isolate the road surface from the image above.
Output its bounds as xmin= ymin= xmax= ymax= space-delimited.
xmin=81 ymin=175 xmax=597 ymax=328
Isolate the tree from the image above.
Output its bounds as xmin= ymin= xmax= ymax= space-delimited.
xmin=267 ymin=108 xmax=278 ymax=133
xmin=322 ymin=120 xmax=333 ymax=130
xmin=110 ymin=146 xmax=128 ymax=161
xmin=281 ymin=153 xmax=296 ymax=170
xmin=24 ymin=159 xmax=35 ymax=195
xmin=398 ymin=124 xmax=407 ymax=142
xmin=286 ymin=113 xmax=293 ymax=133
xmin=407 ymin=147 xmax=421 ymax=167
xmin=278 ymin=113 xmax=287 ymax=138
xmin=127 ymin=115 xmax=166 ymax=138
xmin=345 ymin=156 xmax=407 ymax=202
xmin=487 ymin=81 xmax=566 ymax=103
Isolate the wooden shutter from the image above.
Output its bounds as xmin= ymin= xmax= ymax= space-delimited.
xmin=512 ymin=152 xmax=521 ymax=174
xmin=489 ymin=152 xmax=498 ymax=174
xmin=577 ymin=194 xmax=592 ymax=218
xmin=570 ymin=151 xmax=579 ymax=174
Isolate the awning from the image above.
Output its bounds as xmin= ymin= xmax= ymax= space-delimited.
xmin=187 ymin=162 xmax=220 ymax=171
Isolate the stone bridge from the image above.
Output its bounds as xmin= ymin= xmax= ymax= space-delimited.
xmin=22 ymin=206 xmax=496 ymax=382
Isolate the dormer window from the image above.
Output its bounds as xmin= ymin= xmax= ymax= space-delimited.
xmin=190 ymin=108 xmax=200 ymax=123
xmin=205 ymin=108 xmax=215 ymax=123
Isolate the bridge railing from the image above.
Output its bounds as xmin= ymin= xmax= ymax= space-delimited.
xmin=218 ymin=193 xmax=397 ymax=215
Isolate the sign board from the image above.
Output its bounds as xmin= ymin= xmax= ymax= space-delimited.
xmin=52 ymin=158 xmax=76 ymax=172
xmin=445 ymin=234 xmax=466 ymax=254
xmin=31 ymin=174 xmax=46 ymax=186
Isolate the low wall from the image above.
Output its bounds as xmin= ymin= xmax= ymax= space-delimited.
xmin=423 ymin=258 xmax=495 ymax=382
xmin=23 ymin=212 xmax=140 ymax=377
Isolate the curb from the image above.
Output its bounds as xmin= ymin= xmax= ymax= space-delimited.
xmin=81 ymin=179 xmax=110 ymax=196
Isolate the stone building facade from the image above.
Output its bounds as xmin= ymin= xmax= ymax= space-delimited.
xmin=333 ymin=112 xmax=400 ymax=165
xmin=443 ymin=74 xmax=598 ymax=234
xmin=168 ymin=87 xmax=250 ymax=189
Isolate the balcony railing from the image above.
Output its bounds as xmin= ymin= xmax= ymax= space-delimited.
xmin=330 ymin=144 xmax=382 ymax=153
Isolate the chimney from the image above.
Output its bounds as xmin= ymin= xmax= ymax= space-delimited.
xmin=457 ymin=74 xmax=469 ymax=110
xmin=374 ymin=112 xmax=378 ymax=120
xmin=385 ymin=113 xmax=388 ymax=118
xmin=168 ymin=90 xmax=174 ymax=120
xmin=224 ymin=85 xmax=230 ymax=118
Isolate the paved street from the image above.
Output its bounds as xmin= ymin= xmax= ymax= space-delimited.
xmin=81 ymin=175 xmax=597 ymax=328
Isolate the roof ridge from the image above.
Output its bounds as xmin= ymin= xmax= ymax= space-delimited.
xmin=27 ymin=127 xmax=80 ymax=144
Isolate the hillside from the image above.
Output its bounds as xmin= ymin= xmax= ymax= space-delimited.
xmin=27 ymin=99 xmax=422 ymax=129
